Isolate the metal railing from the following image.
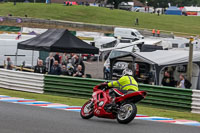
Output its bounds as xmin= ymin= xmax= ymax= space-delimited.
xmin=0 ymin=69 xmax=44 ymax=93
xmin=192 ymin=90 xmax=200 ymax=113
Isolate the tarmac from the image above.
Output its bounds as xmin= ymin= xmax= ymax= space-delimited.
xmin=0 ymin=101 xmax=199 ymax=133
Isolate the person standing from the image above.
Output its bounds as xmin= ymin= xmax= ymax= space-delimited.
xmin=135 ymin=18 xmax=139 ymax=25
xmin=62 ymin=53 xmax=67 ymax=64
xmin=157 ymin=29 xmax=160 ymax=37
xmin=71 ymin=53 xmax=77 ymax=66
xmin=177 ymin=74 xmax=192 ymax=89
xmin=152 ymin=29 xmax=156 ymax=36
xmin=14 ymin=0 xmax=16 ymax=5
xmin=157 ymin=10 xmax=160 ymax=16
xmin=45 ymin=53 xmax=55 ymax=72
xmin=54 ymin=52 xmax=60 ymax=64
xmin=161 ymin=71 xmax=176 ymax=87
xmin=34 ymin=60 xmax=46 ymax=74
xmin=62 ymin=53 xmax=69 ymax=66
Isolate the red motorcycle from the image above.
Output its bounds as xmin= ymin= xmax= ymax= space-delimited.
xmin=80 ymin=83 xmax=147 ymax=124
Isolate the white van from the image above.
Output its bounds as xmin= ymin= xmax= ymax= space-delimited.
xmin=114 ymin=28 xmax=144 ymax=41
xmin=0 ymin=34 xmax=39 ymax=68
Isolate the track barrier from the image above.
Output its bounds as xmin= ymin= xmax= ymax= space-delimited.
xmin=0 ymin=69 xmax=44 ymax=93
xmin=192 ymin=90 xmax=200 ymax=114
xmin=44 ymin=75 xmax=193 ymax=111
xmin=0 ymin=70 xmax=199 ymax=113
xmin=44 ymin=75 xmax=104 ymax=98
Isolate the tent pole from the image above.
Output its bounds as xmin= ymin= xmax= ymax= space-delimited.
xmin=102 ymin=52 xmax=105 ymax=62
xmin=109 ymin=59 xmax=114 ymax=80
xmin=131 ymin=55 xmax=135 ymax=77
xmin=32 ymin=50 xmax=34 ymax=68
xmin=14 ymin=48 xmax=18 ymax=70
xmin=97 ymin=53 xmax=100 ymax=79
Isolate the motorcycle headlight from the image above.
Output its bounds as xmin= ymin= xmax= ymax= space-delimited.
xmin=98 ymin=101 xmax=104 ymax=107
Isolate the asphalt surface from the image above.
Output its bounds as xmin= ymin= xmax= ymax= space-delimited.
xmin=0 ymin=102 xmax=199 ymax=133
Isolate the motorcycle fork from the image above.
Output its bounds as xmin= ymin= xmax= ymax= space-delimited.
xmin=87 ymin=99 xmax=94 ymax=108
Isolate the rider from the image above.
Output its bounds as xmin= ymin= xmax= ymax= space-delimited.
xmin=99 ymin=63 xmax=138 ymax=110
xmin=101 ymin=63 xmax=139 ymax=96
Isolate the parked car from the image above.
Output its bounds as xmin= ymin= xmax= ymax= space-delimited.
xmin=114 ymin=28 xmax=144 ymax=41
xmin=118 ymin=2 xmax=133 ymax=11
xmin=103 ymin=50 xmax=129 ymax=79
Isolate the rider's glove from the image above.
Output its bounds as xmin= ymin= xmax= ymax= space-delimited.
xmin=100 ymin=82 xmax=108 ymax=87
xmin=99 ymin=82 xmax=108 ymax=90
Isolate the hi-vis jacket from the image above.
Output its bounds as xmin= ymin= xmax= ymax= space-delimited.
xmin=108 ymin=76 xmax=138 ymax=91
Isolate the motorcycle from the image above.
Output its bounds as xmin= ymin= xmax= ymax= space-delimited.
xmin=80 ymin=83 xmax=147 ymax=124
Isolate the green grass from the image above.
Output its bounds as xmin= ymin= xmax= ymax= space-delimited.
xmin=0 ymin=3 xmax=200 ymax=35
xmin=1 ymin=88 xmax=200 ymax=122
xmin=0 ymin=88 xmax=87 ymax=106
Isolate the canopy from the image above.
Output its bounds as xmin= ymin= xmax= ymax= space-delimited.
xmin=182 ymin=6 xmax=200 ymax=12
xmin=134 ymin=50 xmax=200 ymax=66
xmin=18 ymin=29 xmax=99 ymax=54
xmin=109 ymin=50 xmax=200 ymax=84
xmin=112 ymin=50 xmax=200 ymax=66
xmin=165 ymin=6 xmax=182 ymax=15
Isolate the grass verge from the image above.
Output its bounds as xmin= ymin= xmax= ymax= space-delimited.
xmin=0 ymin=88 xmax=200 ymax=122
xmin=0 ymin=3 xmax=200 ymax=35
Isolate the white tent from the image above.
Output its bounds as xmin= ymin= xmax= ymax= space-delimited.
xmin=115 ymin=50 xmax=200 ymax=66
xmin=182 ymin=6 xmax=200 ymax=16
xmin=132 ymin=50 xmax=200 ymax=89
xmin=182 ymin=6 xmax=200 ymax=12
xmin=110 ymin=50 xmax=200 ymax=88
xmin=133 ymin=50 xmax=200 ymax=66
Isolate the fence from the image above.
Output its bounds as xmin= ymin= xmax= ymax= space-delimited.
xmin=192 ymin=90 xmax=200 ymax=113
xmin=44 ymin=75 xmax=105 ymax=98
xmin=44 ymin=75 xmax=192 ymax=111
xmin=139 ymin=84 xmax=192 ymax=110
xmin=0 ymin=69 xmax=44 ymax=93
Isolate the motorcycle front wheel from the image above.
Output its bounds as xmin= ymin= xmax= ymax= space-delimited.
xmin=116 ymin=103 xmax=137 ymax=124
xmin=80 ymin=100 xmax=94 ymax=119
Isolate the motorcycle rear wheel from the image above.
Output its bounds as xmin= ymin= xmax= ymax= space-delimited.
xmin=80 ymin=100 xmax=94 ymax=119
xmin=116 ymin=103 xmax=137 ymax=124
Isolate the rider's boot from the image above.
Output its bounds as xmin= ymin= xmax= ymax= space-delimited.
xmin=109 ymin=97 xmax=116 ymax=110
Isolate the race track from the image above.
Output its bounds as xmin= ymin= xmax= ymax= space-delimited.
xmin=0 ymin=102 xmax=199 ymax=133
